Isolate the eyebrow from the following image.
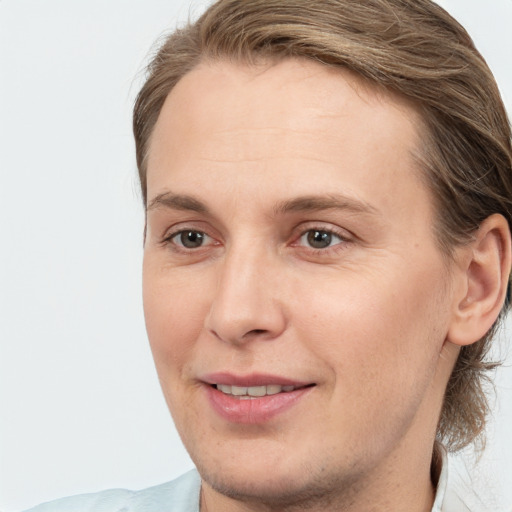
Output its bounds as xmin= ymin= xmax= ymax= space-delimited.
xmin=147 ymin=192 xmax=209 ymax=214
xmin=147 ymin=191 xmax=379 ymax=217
xmin=273 ymin=194 xmax=379 ymax=217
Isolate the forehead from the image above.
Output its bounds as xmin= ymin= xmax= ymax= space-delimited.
xmin=149 ymin=57 xmax=422 ymax=160
xmin=147 ymin=58 xmax=432 ymax=230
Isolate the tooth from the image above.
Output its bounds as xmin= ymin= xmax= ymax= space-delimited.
xmin=266 ymin=385 xmax=282 ymax=395
xmin=216 ymin=383 xmax=298 ymax=397
xmin=217 ymin=384 xmax=232 ymax=394
xmin=247 ymin=386 xmax=266 ymax=397
xmin=231 ymin=385 xmax=248 ymax=396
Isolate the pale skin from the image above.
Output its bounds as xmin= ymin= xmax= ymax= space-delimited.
xmin=142 ymin=58 xmax=511 ymax=512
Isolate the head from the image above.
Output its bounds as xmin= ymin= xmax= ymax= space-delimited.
xmin=134 ymin=0 xmax=512 ymax=505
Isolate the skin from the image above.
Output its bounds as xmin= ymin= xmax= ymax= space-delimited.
xmin=143 ymin=58 xmax=467 ymax=512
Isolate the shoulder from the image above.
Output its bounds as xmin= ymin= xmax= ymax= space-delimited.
xmin=21 ymin=470 xmax=201 ymax=512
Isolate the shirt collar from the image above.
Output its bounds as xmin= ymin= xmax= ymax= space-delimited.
xmin=431 ymin=444 xmax=449 ymax=512
xmin=431 ymin=445 xmax=480 ymax=512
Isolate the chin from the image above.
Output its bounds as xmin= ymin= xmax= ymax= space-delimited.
xmin=196 ymin=450 xmax=360 ymax=510
xmin=203 ymin=468 xmax=335 ymax=507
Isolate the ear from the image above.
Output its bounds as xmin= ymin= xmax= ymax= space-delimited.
xmin=447 ymin=214 xmax=511 ymax=347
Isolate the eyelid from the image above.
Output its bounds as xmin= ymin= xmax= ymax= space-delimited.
xmin=289 ymin=223 xmax=354 ymax=255
xmin=164 ymin=228 xmax=210 ymax=242
xmin=160 ymin=221 xmax=221 ymax=253
xmin=292 ymin=222 xmax=352 ymax=242
xmin=169 ymin=229 xmax=213 ymax=247
xmin=161 ymin=220 xmax=215 ymax=240
xmin=298 ymin=229 xmax=344 ymax=247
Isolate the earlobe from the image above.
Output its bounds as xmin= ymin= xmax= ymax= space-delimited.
xmin=447 ymin=214 xmax=511 ymax=347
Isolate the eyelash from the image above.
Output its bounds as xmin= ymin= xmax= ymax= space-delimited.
xmin=294 ymin=227 xmax=349 ymax=253
xmin=162 ymin=229 xmax=216 ymax=252
xmin=161 ymin=225 xmax=351 ymax=255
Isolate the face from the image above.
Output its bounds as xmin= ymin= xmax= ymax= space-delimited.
xmin=143 ymin=59 xmax=458 ymax=508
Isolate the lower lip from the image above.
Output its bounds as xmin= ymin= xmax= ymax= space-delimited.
xmin=204 ymin=385 xmax=313 ymax=424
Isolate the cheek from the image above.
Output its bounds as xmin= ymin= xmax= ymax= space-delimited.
xmin=142 ymin=262 xmax=210 ymax=374
xmin=290 ymin=266 xmax=450 ymax=452
xmin=295 ymin=263 xmax=449 ymax=392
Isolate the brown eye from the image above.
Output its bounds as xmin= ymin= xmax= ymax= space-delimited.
xmin=307 ymin=230 xmax=332 ymax=248
xmin=299 ymin=229 xmax=344 ymax=249
xmin=174 ymin=230 xmax=208 ymax=248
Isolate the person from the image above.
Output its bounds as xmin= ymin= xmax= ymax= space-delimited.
xmin=22 ymin=0 xmax=512 ymax=511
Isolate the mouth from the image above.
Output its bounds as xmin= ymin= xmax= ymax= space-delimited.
xmin=202 ymin=375 xmax=316 ymax=423
xmin=213 ymin=383 xmax=314 ymax=399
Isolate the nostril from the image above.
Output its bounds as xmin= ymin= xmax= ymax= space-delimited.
xmin=246 ymin=329 xmax=267 ymax=336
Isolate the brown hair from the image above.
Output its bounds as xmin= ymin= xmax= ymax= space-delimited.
xmin=133 ymin=0 xmax=512 ymax=451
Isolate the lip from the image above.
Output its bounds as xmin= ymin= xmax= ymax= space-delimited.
xmin=201 ymin=372 xmax=315 ymax=424
xmin=202 ymin=372 xmax=312 ymax=387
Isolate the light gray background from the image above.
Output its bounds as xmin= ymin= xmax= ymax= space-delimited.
xmin=1 ymin=1 xmax=511 ymax=510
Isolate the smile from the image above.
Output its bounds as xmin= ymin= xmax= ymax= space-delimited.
xmin=204 ymin=378 xmax=315 ymax=423
xmin=215 ymin=384 xmax=300 ymax=398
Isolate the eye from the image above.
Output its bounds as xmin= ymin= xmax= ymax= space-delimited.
xmin=171 ymin=230 xmax=211 ymax=249
xmin=299 ymin=229 xmax=344 ymax=249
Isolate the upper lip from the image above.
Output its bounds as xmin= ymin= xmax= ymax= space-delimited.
xmin=201 ymin=372 xmax=313 ymax=387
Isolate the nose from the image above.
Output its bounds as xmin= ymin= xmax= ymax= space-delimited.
xmin=205 ymin=244 xmax=287 ymax=345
